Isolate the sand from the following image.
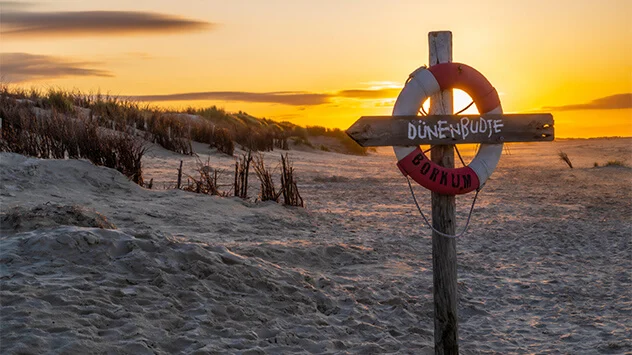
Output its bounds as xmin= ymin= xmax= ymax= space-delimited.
xmin=1 ymin=138 xmax=631 ymax=354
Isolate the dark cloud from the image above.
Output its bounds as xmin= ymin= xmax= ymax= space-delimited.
xmin=337 ymin=88 xmax=401 ymax=99
xmin=1 ymin=10 xmax=213 ymax=38
xmin=0 ymin=53 xmax=113 ymax=83
xmin=131 ymin=91 xmax=330 ymax=106
xmin=131 ymin=88 xmax=401 ymax=106
xmin=543 ymin=93 xmax=632 ymax=111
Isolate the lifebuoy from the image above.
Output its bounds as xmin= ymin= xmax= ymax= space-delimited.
xmin=393 ymin=63 xmax=503 ymax=195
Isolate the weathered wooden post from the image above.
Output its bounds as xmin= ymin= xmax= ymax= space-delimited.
xmin=177 ymin=160 xmax=183 ymax=189
xmin=428 ymin=30 xmax=458 ymax=354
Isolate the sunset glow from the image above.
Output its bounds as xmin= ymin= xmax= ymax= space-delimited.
xmin=1 ymin=0 xmax=630 ymax=138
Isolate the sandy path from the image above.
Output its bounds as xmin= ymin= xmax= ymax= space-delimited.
xmin=1 ymin=138 xmax=631 ymax=354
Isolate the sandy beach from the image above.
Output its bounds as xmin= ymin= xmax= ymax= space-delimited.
xmin=1 ymin=138 xmax=631 ymax=354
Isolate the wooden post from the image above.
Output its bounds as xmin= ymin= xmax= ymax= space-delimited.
xmin=177 ymin=160 xmax=183 ymax=189
xmin=429 ymin=31 xmax=459 ymax=354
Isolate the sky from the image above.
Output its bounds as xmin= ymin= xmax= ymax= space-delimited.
xmin=1 ymin=0 xmax=631 ymax=138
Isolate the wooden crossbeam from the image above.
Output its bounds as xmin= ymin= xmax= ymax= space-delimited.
xmin=346 ymin=113 xmax=554 ymax=146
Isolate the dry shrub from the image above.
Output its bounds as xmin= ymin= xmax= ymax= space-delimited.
xmin=280 ymin=153 xmax=303 ymax=207
xmin=558 ymin=151 xmax=573 ymax=169
xmin=183 ymin=158 xmax=225 ymax=195
xmin=188 ymin=121 xmax=235 ymax=156
xmin=72 ymin=93 xmax=191 ymax=156
xmin=0 ymin=99 xmax=38 ymax=155
xmin=189 ymin=120 xmax=213 ymax=143
xmin=234 ymin=150 xmax=252 ymax=198
xmin=241 ymin=129 xmax=275 ymax=152
xmin=0 ymin=96 xmax=146 ymax=185
xmin=211 ymin=127 xmax=235 ymax=155
xmin=42 ymin=89 xmax=75 ymax=114
xmin=604 ymin=160 xmax=627 ymax=167
xmin=106 ymin=131 xmax=147 ymax=186
xmin=76 ymin=93 xmax=147 ymax=134
xmin=146 ymin=112 xmax=192 ymax=155
xmin=291 ymin=136 xmax=313 ymax=148
xmin=252 ymin=154 xmax=281 ymax=202
xmin=313 ymin=175 xmax=349 ymax=183
xmin=305 ymin=126 xmax=367 ymax=155
xmin=275 ymin=136 xmax=289 ymax=150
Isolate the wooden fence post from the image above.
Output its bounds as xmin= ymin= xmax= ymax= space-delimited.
xmin=177 ymin=160 xmax=183 ymax=189
xmin=429 ymin=30 xmax=459 ymax=354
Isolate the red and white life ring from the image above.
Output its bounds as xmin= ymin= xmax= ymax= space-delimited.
xmin=393 ymin=63 xmax=503 ymax=195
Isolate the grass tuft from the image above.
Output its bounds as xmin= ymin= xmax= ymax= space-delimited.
xmin=604 ymin=160 xmax=626 ymax=167
xmin=183 ymin=158 xmax=225 ymax=195
xmin=234 ymin=151 xmax=252 ymax=198
xmin=558 ymin=151 xmax=573 ymax=169
xmin=280 ymin=153 xmax=303 ymax=207
xmin=252 ymin=154 xmax=280 ymax=202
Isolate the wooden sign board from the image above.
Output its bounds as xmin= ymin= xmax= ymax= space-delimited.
xmin=346 ymin=113 xmax=554 ymax=146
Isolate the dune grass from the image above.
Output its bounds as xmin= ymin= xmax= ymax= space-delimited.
xmin=234 ymin=151 xmax=252 ymax=198
xmin=0 ymin=93 xmax=147 ymax=185
xmin=252 ymin=154 xmax=281 ymax=202
xmin=280 ymin=153 xmax=303 ymax=207
xmin=1 ymin=85 xmax=367 ymax=157
xmin=604 ymin=160 xmax=627 ymax=167
xmin=558 ymin=151 xmax=573 ymax=169
xmin=593 ymin=160 xmax=627 ymax=168
xmin=182 ymin=158 xmax=226 ymax=196
xmin=0 ymin=85 xmax=362 ymax=200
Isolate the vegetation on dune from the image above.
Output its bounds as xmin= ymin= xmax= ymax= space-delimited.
xmin=178 ymin=151 xmax=304 ymax=207
xmin=182 ymin=158 xmax=226 ymax=196
xmin=280 ymin=153 xmax=303 ymax=207
xmin=0 ymin=93 xmax=146 ymax=185
xmin=252 ymin=154 xmax=279 ymax=202
xmin=1 ymin=86 xmax=366 ymax=157
xmin=595 ymin=160 xmax=627 ymax=168
xmin=0 ymin=86 xmax=356 ymax=206
xmin=234 ymin=150 xmax=252 ymax=199
xmin=558 ymin=151 xmax=573 ymax=169
xmin=604 ymin=160 xmax=626 ymax=167
xmin=305 ymin=126 xmax=367 ymax=155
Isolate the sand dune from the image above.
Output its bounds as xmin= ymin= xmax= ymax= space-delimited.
xmin=1 ymin=138 xmax=631 ymax=354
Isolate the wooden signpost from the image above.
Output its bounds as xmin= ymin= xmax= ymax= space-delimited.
xmin=347 ymin=113 xmax=554 ymax=146
xmin=346 ymin=31 xmax=554 ymax=354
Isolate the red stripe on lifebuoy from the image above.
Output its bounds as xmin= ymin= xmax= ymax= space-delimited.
xmin=428 ymin=63 xmax=500 ymax=113
xmin=397 ymin=147 xmax=480 ymax=195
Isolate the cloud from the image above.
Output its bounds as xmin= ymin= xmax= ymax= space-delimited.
xmin=0 ymin=53 xmax=114 ymax=83
xmin=130 ymin=88 xmax=401 ymax=106
xmin=337 ymin=88 xmax=402 ymax=99
xmin=1 ymin=9 xmax=213 ymax=38
xmin=0 ymin=1 xmax=35 ymax=10
xmin=543 ymin=93 xmax=632 ymax=111
xmin=123 ymin=52 xmax=153 ymax=60
xmin=131 ymin=91 xmax=330 ymax=106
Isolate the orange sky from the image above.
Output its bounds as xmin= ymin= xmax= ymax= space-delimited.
xmin=1 ymin=0 xmax=631 ymax=138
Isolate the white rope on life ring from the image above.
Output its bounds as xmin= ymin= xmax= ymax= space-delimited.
xmin=393 ymin=62 xmax=503 ymax=195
